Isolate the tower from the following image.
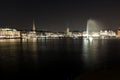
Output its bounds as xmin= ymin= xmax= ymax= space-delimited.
xmin=66 ymin=27 xmax=72 ymax=37
xmin=67 ymin=27 xmax=70 ymax=34
xmin=33 ymin=20 xmax=36 ymax=32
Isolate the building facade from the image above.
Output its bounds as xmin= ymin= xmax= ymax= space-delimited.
xmin=0 ymin=28 xmax=20 ymax=38
xmin=117 ymin=28 xmax=120 ymax=37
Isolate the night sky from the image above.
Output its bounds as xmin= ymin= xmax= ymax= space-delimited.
xmin=0 ymin=0 xmax=120 ymax=32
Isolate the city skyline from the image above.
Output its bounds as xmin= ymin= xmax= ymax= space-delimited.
xmin=0 ymin=0 xmax=120 ymax=31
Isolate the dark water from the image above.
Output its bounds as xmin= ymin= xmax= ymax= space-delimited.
xmin=0 ymin=38 xmax=120 ymax=79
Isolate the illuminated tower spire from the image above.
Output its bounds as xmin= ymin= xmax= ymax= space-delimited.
xmin=66 ymin=24 xmax=70 ymax=33
xmin=66 ymin=24 xmax=71 ymax=37
xmin=67 ymin=27 xmax=70 ymax=33
xmin=33 ymin=20 xmax=36 ymax=32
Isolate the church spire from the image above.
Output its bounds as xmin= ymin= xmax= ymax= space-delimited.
xmin=33 ymin=19 xmax=36 ymax=32
xmin=66 ymin=24 xmax=70 ymax=33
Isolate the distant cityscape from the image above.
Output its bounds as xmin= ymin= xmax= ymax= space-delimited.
xmin=0 ymin=21 xmax=120 ymax=39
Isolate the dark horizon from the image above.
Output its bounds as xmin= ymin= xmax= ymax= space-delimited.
xmin=0 ymin=0 xmax=120 ymax=31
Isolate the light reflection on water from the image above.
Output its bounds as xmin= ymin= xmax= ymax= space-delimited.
xmin=0 ymin=39 xmax=120 ymax=79
xmin=0 ymin=39 xmax=20 ymax=74
xmin=0 ymin=39 xmax=39 ymax=75
xmin=82 ymin=39 xmax=99 ymax=68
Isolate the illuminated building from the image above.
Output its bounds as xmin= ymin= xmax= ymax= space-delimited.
xmin=22 ymin=20 xmax=37 ymax=39
xmin=100 ymin=30 xmax=116 ymax=39
xmin=72 ymin=31 xmax=82 ymax=38
xmin=66 ymin=27 xmax=72 ymax=37
xmin=0 ymin=28 xmax=20 ymax=39
xmin=28 ymin=20 xmax=37 ymax=38
xmin=117 ymin=28 xmax=120 ymax=37
xmin=42 ymin=32 xmax=64 ymax=38
xmin=83 ymin=30 xmax=116 ymax=39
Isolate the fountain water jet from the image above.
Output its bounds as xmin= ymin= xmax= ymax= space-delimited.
xmin=86 ymin=19 xmax=99 ymax=39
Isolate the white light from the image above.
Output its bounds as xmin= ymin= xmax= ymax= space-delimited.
xmin=89 ymin=37 xmax=93 ymax=41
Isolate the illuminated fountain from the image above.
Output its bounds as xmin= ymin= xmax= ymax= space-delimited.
xmin=86 ymin=19 xmax=100 ymax=40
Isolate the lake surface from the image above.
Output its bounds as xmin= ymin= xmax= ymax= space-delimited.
xmin=0 ymin=38 xmax=120 ymax=79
